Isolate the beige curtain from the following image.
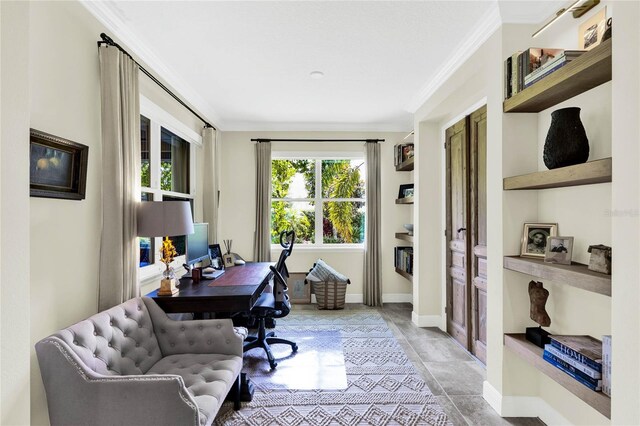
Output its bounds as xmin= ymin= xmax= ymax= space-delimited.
xmin=253 ymin=142 xmax=272 ymax=261
xmin=364 ymin=142 xmax=382 ymax=306
xmin=98 ymin=45 xmax=140 ymax=310
xmin=202 ymin=127 xmax=220 ymax=243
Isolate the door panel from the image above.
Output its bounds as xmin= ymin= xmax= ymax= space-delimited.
xmin=470 ymin=106 xmax=487 ymax=364
xmin=445 ymin=117 xmax=470 ymax=349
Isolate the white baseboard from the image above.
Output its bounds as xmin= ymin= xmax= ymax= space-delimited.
xmin=411 ymin=311 xmax=441 ymax=327
xmin=483 ymin=381 xmax=571 ymax=425
xmin=310 ymin=293 xmax=412 ymax=305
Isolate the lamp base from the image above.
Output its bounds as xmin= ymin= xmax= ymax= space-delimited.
xmin=158 ymin=278 xmax=178 ymax=296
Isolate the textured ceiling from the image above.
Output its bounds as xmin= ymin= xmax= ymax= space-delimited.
xmin=94 ymin=1 xmax=562 ymax=131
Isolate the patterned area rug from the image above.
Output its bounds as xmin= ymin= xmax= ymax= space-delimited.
xmin=215 ymin=309 xmax=451 ymax=425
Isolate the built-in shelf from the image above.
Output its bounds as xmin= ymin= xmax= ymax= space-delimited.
xmin=395 ymin=197 xmax=414 ymax=205
xmin=504 ymin=334 xmax=610 ymax=419
xmin=395 ymin=267 xmax=413 ymax=282
xmin=503 ymin=158 xmax=612 ymax=190
xmin=504 ymin=38 xmax=612 ymax=113
xmin=396 ymin=157 xmax=414 ymax=171
xmin=395 ymin=232 xmax=414 ymax=243
xmin=503 ymin=256 xmax=611 ymax=297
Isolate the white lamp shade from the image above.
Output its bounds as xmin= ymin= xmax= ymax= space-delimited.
xmin=137 ymin=201 xmax=194 ymax=237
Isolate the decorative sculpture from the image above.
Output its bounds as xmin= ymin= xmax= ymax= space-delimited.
xmin=526 ymin=280 xmax=552 ymax=348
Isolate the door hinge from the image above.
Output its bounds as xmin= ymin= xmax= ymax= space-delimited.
xmin=444 ymin=306 xmax=448 ymax=314
xmin=444 ymin=142 xmax=447 ymax=149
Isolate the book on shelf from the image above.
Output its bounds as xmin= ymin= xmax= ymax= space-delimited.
xmin=543 ymin=352 xmax=602 ymax=391
xmin=394 ymin=246 xmax=413 ymax=275
xmin=543 ymin=349 xmax=602 ymax=384
xmin=549 ymin=335 xmax=603 ymax=372
xmin=510 ymin=51 xmax=521 ymax=96
xmin=602 ymin=335 xmax=611 ymax=396
xmin=504 ymin=56 xmax=512 ymax=99
xmin=544 ymin=344 xmax=601 ymax=379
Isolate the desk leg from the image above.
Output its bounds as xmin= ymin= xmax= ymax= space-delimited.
xmin=240 ymin=373 xmax=255 ymax=402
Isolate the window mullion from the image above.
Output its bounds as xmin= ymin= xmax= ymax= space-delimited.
xmin=150 ymin=120 xmax=162 ymax=190
xmin=315 ymin=160 xmax=322 ymax=246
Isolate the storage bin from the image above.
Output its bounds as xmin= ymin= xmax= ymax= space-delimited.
xmin=311 ymin=280 xmax=348 ymax=310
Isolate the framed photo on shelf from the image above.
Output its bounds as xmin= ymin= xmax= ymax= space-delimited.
xmin=208 ymin=244 xmax=224 ymax=270
xmin=29 ymin=129 xmax=89 ymax=200
xmin=288 ymin=272 xmax=311 ymax=304
xmin=521 ymin=223 xmax=558 ymax=258
xmin=398 ymin=183 xmax=414 ymax=199
xmin=544 ymin=236 xmax=574 ymax=265
xmin=579 ymin=7 xmax=607 ymax=51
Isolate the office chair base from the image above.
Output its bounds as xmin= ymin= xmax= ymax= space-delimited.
xmin=244 ymin=335 xmax=298 ymax=370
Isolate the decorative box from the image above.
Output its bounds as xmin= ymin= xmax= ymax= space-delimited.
xmin=587 ymin=244 xmax=611 ymax=275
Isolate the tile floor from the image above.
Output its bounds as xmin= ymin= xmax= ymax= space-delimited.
xmin=376 ymin=303 xmax=545 ymax=426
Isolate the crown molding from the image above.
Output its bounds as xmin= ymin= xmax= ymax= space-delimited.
xmin=80 ymin=0 xmax=226 ymax=130
xmin=221 ymin=120 xmax=413 ymax=133
xmin=406 ymin=2 xmax=502 ymax=113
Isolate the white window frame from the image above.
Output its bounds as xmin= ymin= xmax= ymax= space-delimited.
xmin=271 ymin=151 xmax=366 ymax=250
xmin=139 ymin=96 xmax=201 ymax=283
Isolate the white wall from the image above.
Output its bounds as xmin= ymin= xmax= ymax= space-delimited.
xmin=218 ymin=131 xmax=411 ymax=302
xmin=1 ymin=2 xmax=31 ymax=424
xmin=26 ymin=2 xmax=207 ymax=424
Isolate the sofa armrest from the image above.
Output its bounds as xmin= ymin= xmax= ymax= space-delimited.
xmin=143 ymin=297 xmax=245 ymax=357
xmin=36 ymin=337 xmax=200 ymax=426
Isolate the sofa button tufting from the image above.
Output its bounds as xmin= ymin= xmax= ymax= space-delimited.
xmin=137 ymin=306 xmax=141 ymax=311
xmin=108 ymin=343 xmax=112 ymax=347
xmin=207 ymin=340 xmax=212 ymax=345
xmin=73 ymin=340 xmax=78 ymax=345
xmin=170 ymin=343 xmax=175 ymax=347
xmin=93 ymin=332 xmax=97 ymax=336
xmin=180 ymin=326 xmax=185 ymax=332
xmin=135 ymin=343 xmax=140 ymax=347
xmin=189 ymin=341 xmax=194 ymax=346
xmin=93 ymin=353 xmax=97 ymax=358
xmin=123 ymin=333 xmax=127 ymax=337
xmin=198 ymin=325 xmax=203 ymax=330
xmin=226 ymin=339 xmax=230 ymax=344
xmin=160 ymin=329 xmax=165 ymax=333
xmin=109 ymin=322 xmax=113 ymax=326
xmin=217 ymin=324 xmax=222 ymax=329
xmin=148 ymin=352 xmax=152 ymax=356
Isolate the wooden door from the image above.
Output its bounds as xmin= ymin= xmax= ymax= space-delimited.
xmin=445 ymin=117 xmax=471 ymax=349
xmin=470 ymin=106 xmax=488 ymax=364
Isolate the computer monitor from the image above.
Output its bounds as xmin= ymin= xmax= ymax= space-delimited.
xmin=186 ymin=223 xmax=210 ymax=266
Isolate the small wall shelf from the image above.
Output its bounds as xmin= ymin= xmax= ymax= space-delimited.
xmin=504 ymin=38 xmax=612 ymax=113
xmin=396 ymin=157 xmax=414 ymax=171
xmin=503 ymin=256 xmax=611 ymax=297
xmin=395 ymin=267 xmax=413 ymax=282
xmin=395 ymin=197 xmax=414 ymax=205
xmin=504 ymin=334 xmax=610 ymax=419
xmin=503 ymin=158 xmax=612 ymax=190
xmin=395 ymin=232 xmax=414 ymax=243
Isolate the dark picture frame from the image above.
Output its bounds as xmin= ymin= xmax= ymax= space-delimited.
xmin=288 ymin=272 xmax=311 ymax=304
xmin=398 ymin=183 xmax=414 ymax=199
xmin=208 ymin=244 xmax=224 ymax=270
xmin=520 ymin=223 xmax=558 ymax=258
xmin=29 ymin=129 xmax=88 ymax=200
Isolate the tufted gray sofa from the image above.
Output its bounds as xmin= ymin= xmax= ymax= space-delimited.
xmin=35 ymin=296 xmax=246 ymax=426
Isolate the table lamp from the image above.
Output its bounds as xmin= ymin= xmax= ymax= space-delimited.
xmin=137 ymin=201 xmax=194 ymax=295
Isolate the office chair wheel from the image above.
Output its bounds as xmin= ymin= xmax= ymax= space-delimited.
xmin=269 ymin=360 xmax=278 ymax=370
xmin=292 ymin=344 xmax=298 ymax=353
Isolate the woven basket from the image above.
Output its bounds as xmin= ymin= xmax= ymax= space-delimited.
xmin=311 ymin=280 xmax=348 ymax=310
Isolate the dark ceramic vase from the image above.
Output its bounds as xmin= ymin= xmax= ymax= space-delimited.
xmin=543 ymin=107 xmax=589 ymax=169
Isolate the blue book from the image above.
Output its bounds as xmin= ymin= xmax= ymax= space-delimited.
xmin=543 ymin=352 xmax=602 ymax=391
xmin=524 ymin=61 xmax=567 ymax=88
xmin=544 ymin=351 xmax=601 ymax=386
xmin=549 ymin=337 xmax=602 ymax=373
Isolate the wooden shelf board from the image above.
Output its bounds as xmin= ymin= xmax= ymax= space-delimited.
xmin=504 ymin=39 xmax=612 ymax=113
xmin=503 ymin=256 xmax=611 ymax=296
xmin=395 ymin=197 xmax=414 ymax=205
xmin=504 ymin=158 xmax=612 ymax=190
xmin=395 ymin=267 xmax=413 ymax=282
xmin=396 ymin=157 xmax=415 ymax=171
xmin=504 ymin=334 xmax=610 ymax=419
xmin=395 ymin=232 xmax=414 ymax=243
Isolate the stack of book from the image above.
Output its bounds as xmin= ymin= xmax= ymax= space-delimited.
xmin=394 ymin=246 xmax=413 ymax=275
xmin=504 ymin=48 xmax=585 ymax=99
xmin=602 ymin=335 xmax=612 ymax=396
xmin=524 ymin=50 xmax=585 ymax=89
xmin=543 ymin=335 xmax=603 ymax=392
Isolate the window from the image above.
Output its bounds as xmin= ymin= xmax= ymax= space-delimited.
xmin=271 ymin=156 xmax=366 ymax=247
xmin=138 ymin=98 xmax=200 ymax=271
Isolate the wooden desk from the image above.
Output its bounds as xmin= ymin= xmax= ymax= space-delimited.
xmin=147 ymin=262 xmax=273 ymax=314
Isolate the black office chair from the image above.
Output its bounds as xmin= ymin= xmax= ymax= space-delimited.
xmin=243 ymin=230 xmax=298 ymax=369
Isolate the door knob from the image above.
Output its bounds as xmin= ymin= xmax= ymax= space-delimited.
xmin=457 ymin=228 xmax=466 ymax=234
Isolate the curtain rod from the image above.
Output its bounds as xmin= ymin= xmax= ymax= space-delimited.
xmin=97 ymin=33 xmax=215 ymax=130
xmin=251 ymin=138 xmax=384 ymax=143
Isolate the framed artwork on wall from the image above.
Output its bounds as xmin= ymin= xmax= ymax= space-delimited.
xmin=29 ymin=129 xmax=88 ymax=200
